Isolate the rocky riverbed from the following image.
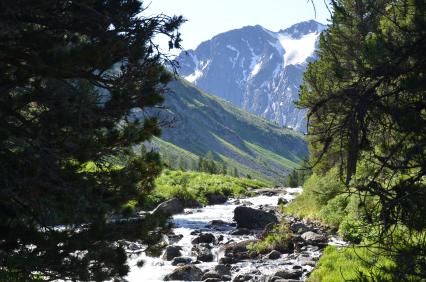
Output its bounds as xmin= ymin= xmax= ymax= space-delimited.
xmin=123 ymin=188 xmax=346 ymax=281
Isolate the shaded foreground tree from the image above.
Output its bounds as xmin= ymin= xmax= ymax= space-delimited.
xmin=0 ymin=1 xmax=184 ymax=280
xmin=299 ymin=0 xmax=426 ymax=279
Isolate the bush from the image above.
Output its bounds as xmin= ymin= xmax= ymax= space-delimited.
xmin=248 ymin=222 xmax=293 ymax=255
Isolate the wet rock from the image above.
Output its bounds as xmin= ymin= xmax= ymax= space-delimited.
xmin=171 ymin=256 xmax=192 ymax=266
xmin=192 ymin=233 xmax=216 ymax=244
xmin=301 ymin=231 xmax=327 ymax=245
xmin=273 ymin=269 xmax=302 ymax=280
xmin=241 ymin=200 xmax=253 ymax=206
xmin=164 ymin=265 xmax=203 ymax=281
xmin=206 ymin=193 xmax=228 ymax=205
xmin=217 ymin=235 xmax=224 ymax=242
xmin=230 ymin=228 xmax=251 ymax=235
xmin=222 ymin=275 xmax=232 ymax=281
xmin=266 ymin=250 xmax=281 ymax=260
xmin=166 ymin=234 xmax=183 ymax=244
xmin=290 ymin=222 xmax=311 ymax=234
xmin=223 ymin=240 xmax=256 ymax=261
xmin=234 ymin=206 xmax=278 ymax=229
xmin=204 ymin=279 xmax=222 ymax=282
xmin=233 ymin=274 xmax=253 ymax=282
xmin=162 ymin=245 xmax=182 ymax=261
xmin=202 ymin=271 xmax=221 ymax=280
xmin=153 ymin=198 xmax=184 ymax=216
xmin=277 ymin=198 xmax=289 ymax=205
xmin=193 ymin=245 xmax=214 ymax=262
xmin=219 ymin=256 xmax=237 ymax=264
xmin=184 ymin=198 xmax=202 ymax=208
xmin=209 ymin=219 xmax=229 ymax=226
xmin=214 ymin=264 xmax=231 ymax=276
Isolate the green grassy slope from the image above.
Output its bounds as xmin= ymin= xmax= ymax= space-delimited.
xmin=150 ymin=79 xmax=308 ymax=184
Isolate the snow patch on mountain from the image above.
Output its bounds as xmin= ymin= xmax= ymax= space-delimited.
xmin=279 ymin=32 xmax=319 ymax=67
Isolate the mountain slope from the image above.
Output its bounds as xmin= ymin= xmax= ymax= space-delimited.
xmin=147 ymin=79 xmax=308 ymax=184
xmin=176 ymin=20 xmax=326 ymax=131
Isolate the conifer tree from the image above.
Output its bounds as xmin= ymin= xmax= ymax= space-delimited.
xmin=0 ymin=1 xmax=184 ymax=280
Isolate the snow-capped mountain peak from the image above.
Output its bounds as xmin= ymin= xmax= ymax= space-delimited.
xmin=176 ymin=20 xmax=326 ymax=131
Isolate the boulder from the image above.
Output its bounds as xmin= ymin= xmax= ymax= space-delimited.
xmin=290 ymin=222 xmax=311 ymax=234
xmin=234 ymin=206 xmax=278 ymax=229
xmin=162 ymin=245 xmax=182 ymax=261
xmin=166 ymin=234 xmax=183 ymax=244
xmin=301 ymin=231 xmax=327 ymax=245
xmin=209 ymin=219 xmax=229 ymax=226
xmin=223 ymin=240 xmax=256 ymax=261
xmin=164 ymin=265 xmax=203 ymax=281
xmin=277 ymin=198 xmax=289 ymax=205
xmin=206 ymin=193 xmax=228 ymax=204
xmin=193 ymin=245 xmax=214 ymax=262
xmin=171 ymin=256 xmax=192 ymax=266
xmin=153 ymin=198 xmax=184 ymax=216
xmin=233 ymin=274 xmax=253 ymax=282
xmin=202 ymin=271 xmax=221 ymax=280
xmin=230 ymin=228 xmax=251 ymax=235
xmin=266 ymin=250 xmax=281 ymax=260
xmin=273 ymin=269 xmax=302 ymax=280
xmin=214 ymin=264 xmax=231 ymax=276
xmin=192 ymin=233 xmax=216 ymax=244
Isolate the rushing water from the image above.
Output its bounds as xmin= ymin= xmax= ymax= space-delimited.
xmin=124 ymin=188 xmax=328 ymax=281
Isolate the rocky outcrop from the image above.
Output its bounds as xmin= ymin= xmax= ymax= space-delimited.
xmin=152 ymin=198 xmax=184 ymax=216
xmin=206 ymin=193 xmax=228 ymax=205
xmin=163 ymin=265 xmax=203 ymax=281
xmin=222 ymin=240 xmax=257 ymax=261
xmin=234 ymin=206 xmax=278 ymax=229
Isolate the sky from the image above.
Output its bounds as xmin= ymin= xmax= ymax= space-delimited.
xmin=145 ymin=0 xmax=332 ymax=51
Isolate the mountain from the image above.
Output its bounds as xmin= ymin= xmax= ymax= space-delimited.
xmin=144 ymin=79 xmax=308 ymax=184
xmin=175 ymin=20 xmax=326 ymax=132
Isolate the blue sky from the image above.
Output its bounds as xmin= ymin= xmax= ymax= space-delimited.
xmin=145 ymin=0 xmax=331 ymax=50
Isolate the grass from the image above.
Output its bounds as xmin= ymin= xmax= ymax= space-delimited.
xmin=248 ymin=222 xmax=293 ymax=255
xmin=308 ymin=246 xmax=394 ymax=282
xmin=141 ymin=170 xmax=268 ymax=209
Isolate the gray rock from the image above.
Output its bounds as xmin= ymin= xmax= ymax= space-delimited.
xmin=193 ymin=245 xmax=214 ymax=262
xmin=273 ymin=269 xmax=302 ymax=280
xmin=209 ymin=219 xmax=229 ymax=226
xmin=277 ymin=198 xmax=289 ymax=205
xmin=301 ymin=231 xmax=327 ymax=245
xmin=223 ymin=240 xmax=256 ymax=261
xmin=167 ymin=234 xmax=184 ymax=244
xmin=164 ymin=265 xmax=203 ymax=281
xmin=233 ymin=274 xmax=253 ymax=282
xmin=234 ymin=206 xmax=278 ymax=229
xmin=204 ymin=279 xmax=222 ymax=282
xmin=202 ymin=271 xmax=221 ymax=280
xmin=153 ymin=198 xmax=184 ymax=216
xmin=192 ymin=233 xmax=216 ymax=244
xmin=266 ymin=250 xmax=281 ymax=260
xmin=171 ymin=256 xmax=192 ymax=266
xmin=214 ymin=264 xmax=231 ymax=276
xmin=206 ymin=193 xmax=228 ymax=204
xmin=230 ymin=228 xmax=251 ymax=235
xmin=290 ymin=222 xmax=311 ymax=234
xmin=162 ymin=245 xmax=182 ymax=261
xmin=222 ymin=275 xmax=232 ymax=281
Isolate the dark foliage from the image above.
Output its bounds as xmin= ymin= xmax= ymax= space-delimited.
xmin=0 ymin=0 xmax=184 ymax=280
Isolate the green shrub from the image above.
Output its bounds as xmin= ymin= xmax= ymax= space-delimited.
xmin=248 ymin=222 xmax=293 ymax=255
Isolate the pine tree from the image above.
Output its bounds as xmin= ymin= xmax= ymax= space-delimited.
xmin=0 ymin=1 xmax=184 ymax=280
xmin=299 ymin=0 xmax=426 ymax=279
